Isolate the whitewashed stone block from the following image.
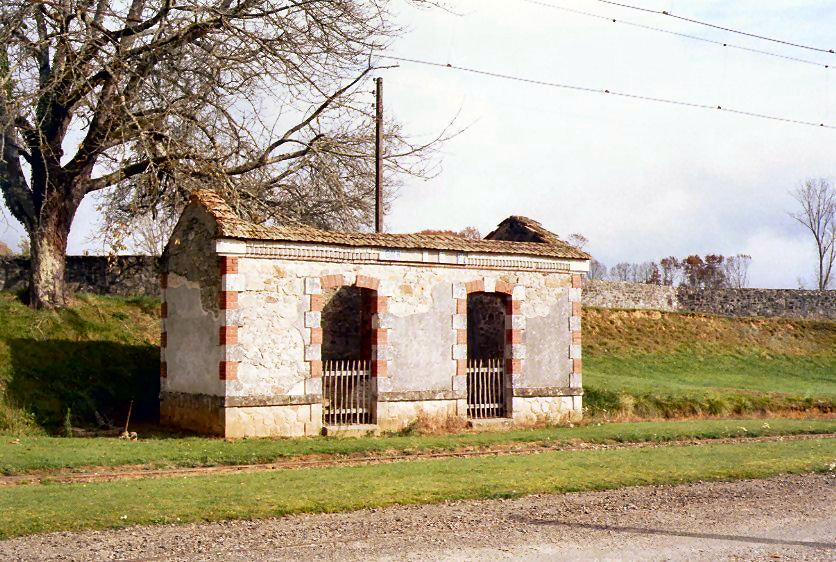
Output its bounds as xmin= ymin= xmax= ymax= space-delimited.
xmin=483 ymin=277 xmax=496 ymax=293
xmin=570 ymin=344 xmax=582 ymax=359
xmin=222 ymin=273 xmax=244 ymax=291
xmin=512 ymin=285 xmax=526 ymax=300
xmin=569 ymin=316 xmax=581 ymax=331
xmin=509 ymin=344 xmax=526 ymax=359
xmin=452 ymin=344 xmax=467 ymax=360
xmin=452 ymin=283 xmax=466 ymax=299
xmin=304 ymin=277 xmax=321 ymax=295
xmin=506 ymin=314 xmax=526 ymax=329
xmin=568 ymin=288 xmax=581 ymax=302
xmin=304 ymin=311 xmax=321 ymax=328
xmin=570 ymin=373 xmax=582 ymax=388
xmin=452 ymin=314 xmax=467 ymax=330
xmin=304 ymin=344 xmax=321 ymax=361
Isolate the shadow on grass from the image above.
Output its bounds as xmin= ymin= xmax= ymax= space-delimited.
xmin=5 ymin=338 xmax=159 ymax=431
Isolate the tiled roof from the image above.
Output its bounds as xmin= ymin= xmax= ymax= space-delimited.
xmin=191 ymin=190 xmax=590 ymax=260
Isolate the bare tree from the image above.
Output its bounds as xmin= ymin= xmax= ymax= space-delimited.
xmin=790 ymin=179 xmax=835 ymax=290
xmin=0 ymin=0 xmax=448 ymax=308
xmin=723 ymin=254 xmax=752 ymax=289
xmin=567 ymin=233 xmax=588 ymax=250
xmin=610 ymin=262 xmax=631 ymax=282
xmin=586 ymin=258 xmax=607 ymax=281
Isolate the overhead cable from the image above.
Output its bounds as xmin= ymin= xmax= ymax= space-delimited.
xmin=522 ymin=0 xmax=831 ymax=69
xmin=592 ymin=0 xmax=835 ymax=55
xmin=380 ymin=55 xmax=836 ymax=130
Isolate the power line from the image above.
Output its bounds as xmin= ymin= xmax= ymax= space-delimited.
xmin=592 ymin=0 xmax=835 ymax=55
xmin=521 ymin=0 xmax=831 ymax=70
xmin=380 ymin=55 xmax=836 ymax=130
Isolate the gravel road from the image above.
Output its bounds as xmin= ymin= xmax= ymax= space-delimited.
xmin=1 ymin=472 xmax=833 ymax=561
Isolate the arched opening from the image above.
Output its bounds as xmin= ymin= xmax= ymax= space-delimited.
xmin=321 ymin=285 xmax=375 ymax=425
xmin=466 ymin=291 xmax=509 ymax=419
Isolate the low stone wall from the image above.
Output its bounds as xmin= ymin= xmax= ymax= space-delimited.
xmin=0 ymin=256 xmax=160 ymax=296
xmin=584 ymin=280 xmax=835 ymax=320
xmin=583 ymin=280 xmax=677 ymax=311
xmin=677 ymin=287 xmax=836 ymax=320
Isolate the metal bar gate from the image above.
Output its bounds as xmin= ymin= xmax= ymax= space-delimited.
xmin=322 ymin=360 xmax=373 ymax=425
xmin=466 ymin=358 xmax=507 ymax=419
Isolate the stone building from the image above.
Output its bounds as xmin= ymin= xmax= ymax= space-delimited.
xmin=160 ymin=191 xmax=590 ymax=437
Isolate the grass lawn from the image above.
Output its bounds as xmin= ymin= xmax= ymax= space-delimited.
xmin=1 ymin=418 xmax=833 ymax=475
xmin=0 ymin=438 xmax=833 ymax=538
xmin=583 ymin=308 xmax=836 ymax=418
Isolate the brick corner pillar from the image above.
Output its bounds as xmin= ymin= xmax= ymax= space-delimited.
xmin=218 ymin=256 xmax=241 ymax=381
xmin=568 ymin=278 xmax=582 ymax=388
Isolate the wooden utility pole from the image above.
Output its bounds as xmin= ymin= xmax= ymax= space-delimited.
xmin=375 ymin=77 xmax=383 ymax=233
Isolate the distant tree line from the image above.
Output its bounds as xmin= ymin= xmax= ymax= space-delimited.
xmin=586 ymin=254 xmax=752 ymax=289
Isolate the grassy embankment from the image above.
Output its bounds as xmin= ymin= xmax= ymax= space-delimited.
xmin=0 ymin=292 xmax=833 ymax=435
xmin=0 ymin=292 xmax=160 ymax=434
xmin=583 ymin=308 xmax=836 ymax=419
xmin=0 ymin=438 xmax=833 ymax=538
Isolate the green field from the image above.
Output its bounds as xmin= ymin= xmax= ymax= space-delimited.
xmin=2 ymin=418 xmax=832 ymax=474
xmin=0 ymin=438 xmax=832 ymax=538
xmin=583 ymin=308 xmax=836 ymax=418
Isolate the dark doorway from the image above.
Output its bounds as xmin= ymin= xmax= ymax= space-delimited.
xmin=466 ymin=292 xmax=509 ymax=419
xmin=320 ymin=285 xmax=375 ymax=425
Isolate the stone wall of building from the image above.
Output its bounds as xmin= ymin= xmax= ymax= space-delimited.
xmin=0 ymin=255 xmax=159 ymax=296
xmin=584 ymin=280 xmax=835 ymax=320
xmin=161 ymin=239 xmax=585 ymax=437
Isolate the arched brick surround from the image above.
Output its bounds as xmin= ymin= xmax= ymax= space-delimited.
xmin=304 ymin=274 xmax=389 ymax=379
xmin=452 ymin=278 xmax=526 ymax=384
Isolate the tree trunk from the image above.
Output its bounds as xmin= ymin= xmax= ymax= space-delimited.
xmin=27 ymin=190 xmax=78 ymax=309
xmin=28 ymin=221 xmax=70 ymax=309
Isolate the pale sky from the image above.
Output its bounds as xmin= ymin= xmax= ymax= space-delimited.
xmin=2 ymin=0 xmax=835 ymax=288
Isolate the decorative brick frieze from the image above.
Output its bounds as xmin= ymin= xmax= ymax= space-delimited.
xmin=572 ymin=273 xmax=583 ymax=288
xmin=572 ymin=301 xmax=582 ymax=316
xmin=456 ymin=329 xmax=467 ymax=344
xmin=572 ymin=331 xmax=582 ymax=345
xmin=573 ymin=358 xmax=582 ymax=373
xmin=456 ymin=298 xmax=467 ymax=314
xmin=309 ymin=294 xmax=324 ymax=312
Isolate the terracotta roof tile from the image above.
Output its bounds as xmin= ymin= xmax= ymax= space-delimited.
xmin=191 ymin=190 xmax=590 ymax=260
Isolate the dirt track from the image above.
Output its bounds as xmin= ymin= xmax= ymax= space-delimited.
xmin=1 ymin=472 xmax=833 ymax=561
xmin=3 ymin=432 xmax=833 ymax=486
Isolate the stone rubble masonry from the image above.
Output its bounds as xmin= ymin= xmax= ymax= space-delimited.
xmin=0 ymin=255 xmax=160 ymax=295
xmin=164 ymin=245 xmax=583 ymax=438
xmin=584 ymin=280 xmax=836 ymax=320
